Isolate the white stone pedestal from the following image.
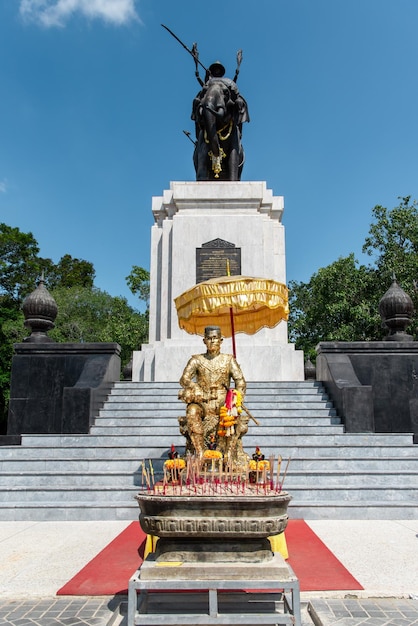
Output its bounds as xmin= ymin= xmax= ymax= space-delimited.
xmin=132 ymin=181 xmax=304 ymax=382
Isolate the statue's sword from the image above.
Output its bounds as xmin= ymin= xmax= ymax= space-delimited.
xmin=161 ymin=24 xmax=209 ymax=74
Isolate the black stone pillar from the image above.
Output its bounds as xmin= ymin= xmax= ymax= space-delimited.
xmin=6 ymin=342 xmax=121 ymax=439
xmin=316 ymin=342 xmax=418 ymax=440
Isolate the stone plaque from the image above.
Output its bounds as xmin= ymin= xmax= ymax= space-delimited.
xmin=196 ymin=239 xmax=241 ymax=283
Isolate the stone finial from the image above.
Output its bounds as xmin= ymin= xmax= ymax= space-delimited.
xmin=22 ymin=275 xmax=58 ymax=343
xmin=304 ymin=358 xmax=316 ymax=380
xmin=378 ymin=276 xmax=414 ymax=341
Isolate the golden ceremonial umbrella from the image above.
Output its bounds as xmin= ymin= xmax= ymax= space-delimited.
xmin=174 ymin=275 xmax=289 ymax=357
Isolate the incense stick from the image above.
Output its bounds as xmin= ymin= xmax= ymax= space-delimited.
xmin=279 ymin=457 xmax=291 ymax=491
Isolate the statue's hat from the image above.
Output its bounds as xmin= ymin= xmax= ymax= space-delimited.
xmin=209 ymin=61 xmax=226 ymax=77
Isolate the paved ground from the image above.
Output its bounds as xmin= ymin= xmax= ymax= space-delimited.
xmin=0 ymin=597 xmax=117 ymax=625
xmin=0 ymin=520 xmax=417 ymax=625
xmin=308 ymin=597 xmax=418 ymax=625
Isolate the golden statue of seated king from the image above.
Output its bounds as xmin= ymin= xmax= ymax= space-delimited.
xmin=178 ymin=325 xmax=249 ymax=468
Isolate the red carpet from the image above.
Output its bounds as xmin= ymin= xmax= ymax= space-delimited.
xmin=286 ymin=520 xmax=362 ymax=591
xmin=57 ymin=522 xmax=146 ymax=596
xmin=57 ymin=520 xmax=363 ymax=595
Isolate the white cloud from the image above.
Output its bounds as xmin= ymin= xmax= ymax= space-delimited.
xmin=19 ymin=0 xmax=140 ymax=28
xmin=0 ymin=180 xmax=7 ymax=194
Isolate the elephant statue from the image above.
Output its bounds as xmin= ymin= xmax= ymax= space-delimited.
xmin=191 ymin=77 xmax=249 ymax=181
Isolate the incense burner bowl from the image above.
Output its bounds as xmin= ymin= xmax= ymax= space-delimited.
xmin=135 ymin=491 xmax=291 ymax=539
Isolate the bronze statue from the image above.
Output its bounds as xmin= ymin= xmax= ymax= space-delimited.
xmin=192 ymin=57 xmax=249 ymax=181
xmin=161 ymin=26 xmax=249 ymax=181
xmin=178 ymin=326 xmax=248 ymax=466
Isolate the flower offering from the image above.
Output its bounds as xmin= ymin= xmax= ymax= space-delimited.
xmin=164 ymin=458 xmax=186 ymax=470
xmin=248 ymin=459 xmax=270 ymax=471
xmin=218 ymin=389 xmax=242 ymax=437
xmin=203 ymin=449 xmax=223 ymax=460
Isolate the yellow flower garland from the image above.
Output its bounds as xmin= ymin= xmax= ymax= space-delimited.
xmin=203 ymin=450 xmax=223 ymax=460
xmin=164 ymin=458 xmax=186 ymax=470
xmin=248 ymin=459 xmax=270 ymax=471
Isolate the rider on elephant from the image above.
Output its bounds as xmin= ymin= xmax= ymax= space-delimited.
xmin=192 ymin=61 xmax=249 ymax=139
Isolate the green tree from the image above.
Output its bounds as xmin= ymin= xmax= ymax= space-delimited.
xmin=362 ymin=196 xmax=418 ymax=310
xmin=126 ymin=266 xmax=150 ymax=309
xmin=45 ymin=254 xmax=95 ymax=289
xmin=0 ymin=223 xmax=41 ymax=301
xmin=288 ymin=197 xmax=418 ymax=359
xmin=288 ymin=255 xmax=379 ymax=360
xmin=0 ymin=301 xmax=25 ymax=429
xmin=49 ymin=286 xmax=148 ymax=365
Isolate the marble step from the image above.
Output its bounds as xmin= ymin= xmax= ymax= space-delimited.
xmin=2 ymin=439 xmax=418 ymax=459
xmin=0 ymin=469 xmax=417 ymax=488
xmin=2 ymin=456 xmax=418 ymax=472
xmin=89 ymin=424 xmax=344 ymax=435
xmin=0 ymin=471 xmax=140 ymax=487
xmin=20 ymin=425 xmax=347 ymax=445
xmin=1 ymin=486 xmax=140 ymax=504
xmin=97 ymin=413 xmax=340 ymax=424
xmin=1 ymin=482 xmax=417 ymax=503
xmin=281 ymin=472 xmax=418 ymax=487
xmin=93 ymin=419 xmax=342 ymax=430
xmin=107 ymin=390 xmax=329 ymax=407
xmin=111 ymin=381 xmax=325 ymax=390
xmin=108 ymin=385 xmax=328 ymax=394
xmin=83 ymin=432 xmax=414 ymax=447
xmin=106 ymin=395 xmax=330 ymax=405
xmin=95 ymin=411 xmax=339 ymax=420
xmin=0 ymin=502 xmax=140 ymax=521
xmin=2 ymin=377 xmax=417 ymax=521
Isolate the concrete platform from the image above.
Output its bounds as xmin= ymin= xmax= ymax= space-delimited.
xmin=0 ymin=519 xmax=417 ymax=625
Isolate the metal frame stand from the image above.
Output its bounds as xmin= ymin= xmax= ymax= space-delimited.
xmin=127 ymin=557 xmax=301 ymax=626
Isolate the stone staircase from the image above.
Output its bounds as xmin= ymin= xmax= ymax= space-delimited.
xmin=0 ymin=381 xmax=417 ymax=521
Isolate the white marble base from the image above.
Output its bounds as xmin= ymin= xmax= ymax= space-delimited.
xmin=132 ymin=181 xmax=304 ymax=382
xmin=133 ymin=338 xmax=303 ymax=382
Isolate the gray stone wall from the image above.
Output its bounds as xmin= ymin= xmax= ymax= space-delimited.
xmin=7 ymin=342 xmax=121 ymax=438
xmin=316 ymin=342 xmax=418 ymax=441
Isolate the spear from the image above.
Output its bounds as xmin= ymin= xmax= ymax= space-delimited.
xmin=161 ymin=24 xmax=209 ymax=73
xmin=183 ymin=130 xmax=197 ymax=146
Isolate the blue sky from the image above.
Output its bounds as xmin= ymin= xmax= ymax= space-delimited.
xmin=1 ymin=1 xmax=417 ymax=311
